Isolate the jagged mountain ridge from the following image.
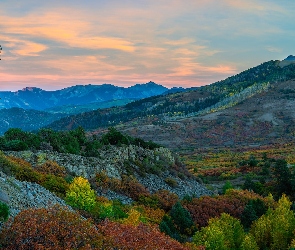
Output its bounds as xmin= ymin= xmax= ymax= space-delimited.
xmin=0 ymin=81 xmax=169 ymax=110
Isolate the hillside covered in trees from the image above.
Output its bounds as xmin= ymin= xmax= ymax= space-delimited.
xmin=1 ymin=126 xmax=295 ymax=249
xmin=46 ymin=60 xmax=295 ymax=132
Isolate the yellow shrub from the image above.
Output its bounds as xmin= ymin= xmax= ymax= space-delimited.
xmin=66 ymin=176 xmax=96 ymax=211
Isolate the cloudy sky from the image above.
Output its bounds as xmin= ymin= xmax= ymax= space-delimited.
xmin=0 ymin=0 xmax=294 ymax=91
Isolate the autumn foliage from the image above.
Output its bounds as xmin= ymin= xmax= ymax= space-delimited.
xmin=66 ymin=176 xmax=96 ymax=211
xmin=98 ymin=219 xmax=190 ymax=250
xmin=0 ymin=205 xmax=104 ymax=250
xmin=184 ymin=189 xmax=268 ymax=227
xmin=35 ymin=160 xmax=67 ymax=177
xmin=193 ymin=213 xmax=245 ymax=249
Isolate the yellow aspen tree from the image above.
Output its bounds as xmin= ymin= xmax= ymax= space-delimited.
xmin=122 ymin=209 xmax=141 ymax=226
xmin=193 ymin=213 xmax=244 ymax=250
xmin=250 ymin=194 xmax=295 ymax=250
xmin=240 ymin=234 xmax=259 ymax=250
xmin=66 ymin=176 xmax=96 ymax=211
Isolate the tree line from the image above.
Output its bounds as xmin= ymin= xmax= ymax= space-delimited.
xmin=0 ymin=127 xmax=161 ymax=156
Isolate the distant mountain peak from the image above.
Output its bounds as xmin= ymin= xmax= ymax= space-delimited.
xmin=284 ymin=55 xmax=295 ymax=61
xmin=147 ymin=81 xmax=157 ymax=85
xmin=278 ymin=55 xmax=295 ymax=67
xmin=20 ymin=87 xmax=43 ymax=92
xmin=0 ymin=82 xmax=170 ymax=111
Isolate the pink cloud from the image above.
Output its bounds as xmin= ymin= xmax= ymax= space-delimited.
xmin=0 ymin=1 xmax=293 ymax=91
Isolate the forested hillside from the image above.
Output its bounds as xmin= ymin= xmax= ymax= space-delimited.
xmin=0 ymin=108 xmax=67 ymax=135
xmin=46 ymin=60 xmax=295 ymax=132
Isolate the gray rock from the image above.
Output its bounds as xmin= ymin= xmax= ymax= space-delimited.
xmin=4 ymin=147 xmax=212 ymax=206
xmin=0 ymin=190 xmax=9 ymax=204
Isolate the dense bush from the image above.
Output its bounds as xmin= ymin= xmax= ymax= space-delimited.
xmin=83 ymin=199 xmax=128 ymax=222
xmin=99 ymin=127 xmax=161 ymax=149
xmin=193 ymin=213 xmax=245 ymax=250
xmin=2 ymin=140 xmax=29 ymax=151
xmin=66 ymin=176 xmax=96 ymax=211
xmin=0 ymin=201 xmax=9 ymax=222
xmin=0 ymin=205 xmax=104 ymax=249
xmin=98 ymin=219 xmax=189 ymax=250
xmin=3 ymin=128 xmax=40 ymax=149
xmin=250 ymin=195 xmax=295 ymax=250
xmin=184 ymin=189 xmax=268 ymax=228
xmin=160 ymin=202 xmax=196 ymax=242
xmin=0 ymin=127 xmax=161 ymax=156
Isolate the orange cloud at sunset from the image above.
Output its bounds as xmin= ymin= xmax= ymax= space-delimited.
xmin=0 ymin=1 xmax=294 ymax=91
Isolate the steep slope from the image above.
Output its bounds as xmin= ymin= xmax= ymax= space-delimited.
xmin=5 ymin=147 xmax=212 ymax=201
xmin=0 ymin=82 xmax=168 ymax=110
xmin=0 ymin=171 xmax=68 ymax=218
xmin=120 ymin=79 xmax=295 ymax=151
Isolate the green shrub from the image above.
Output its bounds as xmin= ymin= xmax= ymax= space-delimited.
xmin=170 ymin=202 xmax=195 ymax=236
xmin=100 ymin=127 xmax=129 ymax=146
xmin=160 ymin=214 xmax=180 ymax=241
xmin=160 ymin=202 xmax=195 ymax=242
xmin=222 ymin=181 xmax=233 ymax=194
xmin=241 ymin=199 xmax=267 ymax=230
xmin=137 ymin=195 xmax=160 ymax=209
xmin=42 ymin=175 xmax=69 ymax=197
xmin=4 ymin=140 xmax=28 ymax=151
xmin=0 ymin=201 xmax=9 ymax=221
xmin=15 ymin=165 xmax=42 ymax=183
xmin=165 ymin=177 xmax=178 ymax=188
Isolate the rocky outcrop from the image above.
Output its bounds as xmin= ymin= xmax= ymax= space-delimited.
xmin=5 ymin=145 xmax=175 ymax=180
xmin=136 ymin=173 xmax=212 ymax=199
xmin=5 ymin=146 xmax=212 ymax=204
xmin=0 ymin=171 xmax=68 ymax=218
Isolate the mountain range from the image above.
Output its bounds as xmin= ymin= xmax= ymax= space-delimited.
xmin=0 ymin=81 xmax=175 ymax=134
xmin=44 ymin=57 xmax=295 ymax=150
xmin=1 ymin=56 xmax=295 ymax=152
xmin=0 ymin=81 xmax=170 ymax=111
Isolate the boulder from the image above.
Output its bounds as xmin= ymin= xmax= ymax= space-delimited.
xmin=0 ymin=190 xmax=9 ymax=204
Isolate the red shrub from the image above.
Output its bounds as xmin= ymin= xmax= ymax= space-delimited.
xmin=184 ymin=189 xmax=266 ymax=228
xmin=98 ymin=219 xmax=190 ymax=250
xmin=0 ymin=205 xmax=104 ymax=250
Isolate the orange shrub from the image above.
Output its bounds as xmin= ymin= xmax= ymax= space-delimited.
xmin=7 ymin=156 xmax=32 ymax=169
xmin=140 ymin=205 xmax=165 ymax=224
xmin=98 ymin=219 xmax=190 ymax=250
xmin=0 ymin=205 xmax=104 ymax=250
xmin=120 ymin=175 xmax=150 ymax=200
xmin=35 ymin=160 xmax=67 ymax=177
xmin=153 ymin=189 xmax=179 ymax=211
xmin=184 ymin=190 xmax=268 ymax=228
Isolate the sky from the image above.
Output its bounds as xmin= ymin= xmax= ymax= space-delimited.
xmin=0 ymin=0 xmax=294 ymax=91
